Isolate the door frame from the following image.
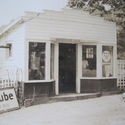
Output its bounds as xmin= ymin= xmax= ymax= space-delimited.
xmin=54 ymin=41 xmax=82 ymax=95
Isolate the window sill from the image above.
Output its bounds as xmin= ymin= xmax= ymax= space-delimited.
xmin=25 ymin=79 xmax=55 ymax=83
xmin=81 ymin=77 xmax=117 ymax=79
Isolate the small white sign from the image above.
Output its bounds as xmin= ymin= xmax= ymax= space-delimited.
xmin=0 ymin=88 xmax=19 ymax=113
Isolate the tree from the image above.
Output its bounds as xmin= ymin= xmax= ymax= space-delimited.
xmin=68 ymin=0 xmax=125 ymax=59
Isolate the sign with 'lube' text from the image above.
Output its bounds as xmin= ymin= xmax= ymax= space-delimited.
xmin=0 ymin=88 xmax=19 ymax=113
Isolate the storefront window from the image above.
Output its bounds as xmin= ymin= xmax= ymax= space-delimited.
xmin=82 ymin=45 xmax=96 ymax=77
xmin=29 ymin=42 xmax=45 ymax=80
xmin=50 ymin=44 xmax=54 ymax=79
xmin=102 ymin=46 xmax=113 ymax=77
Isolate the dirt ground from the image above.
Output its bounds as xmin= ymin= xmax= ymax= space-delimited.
xmin=0 ymin=94 xmax=125 ymax=125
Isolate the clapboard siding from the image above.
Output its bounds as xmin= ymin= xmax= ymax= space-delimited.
xmin=27 ymin=21 xmax=115 ymax=34
xmin=25 ymin=9 xmax=116 ymax=43
xmin=0 ymin=24 xmax=26 ymax=81
xmin=0 ymin=49 xmax=6 ymax=69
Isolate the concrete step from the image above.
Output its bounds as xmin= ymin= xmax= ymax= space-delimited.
xmin=24 ymin=91 xmax=121 ymax=107
xmin=49 ymin=93 xmax=101 ymax=102
xmin=49 ymin=90 xmax=121 ymax=103
xmin=101 ymin=90 xmax=122 ymax=96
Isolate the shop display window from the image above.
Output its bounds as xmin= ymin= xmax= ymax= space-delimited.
xmin=29 ymin=42 xmax=45 ymax=80
xmin=82 ymin=45 xmax=96 ymax=77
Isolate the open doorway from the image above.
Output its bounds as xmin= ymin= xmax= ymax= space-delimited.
xmin=59 ymin=43 xmax=76 ymax=93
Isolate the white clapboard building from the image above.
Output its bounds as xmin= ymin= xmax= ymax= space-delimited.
xmin=0 ymin=9 xmax=117 ymax=102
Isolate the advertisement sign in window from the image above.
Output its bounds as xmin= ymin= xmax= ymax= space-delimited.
xmin=102 ymin=46 xmax=113 ymax=77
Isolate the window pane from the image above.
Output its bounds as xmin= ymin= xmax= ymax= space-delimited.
xmin=29 ymin=42 xmax=45 ymax=80
xmin=82 ymin=45 xmax=96 ymax=77
xmin=102 ymin=46 xmax=113 ymax=77
xmin=50 ymin=44 xmax=54 ymax=79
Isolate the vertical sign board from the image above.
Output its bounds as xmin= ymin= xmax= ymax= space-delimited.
xmin=0 ymin=88 xmax=19 ymax=113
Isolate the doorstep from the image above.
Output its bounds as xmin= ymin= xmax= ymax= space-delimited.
xmin=24 ymin=90 xmax=121 ymax=107
xmin=49 ymin=90 xmax=121 ymax=103
xmin=49 ymin=93 xmax=101 ymax=102
xmin=101 ymin=90 xmax=122 ymax=96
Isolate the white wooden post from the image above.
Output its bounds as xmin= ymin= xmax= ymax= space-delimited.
xmin=54 ymin=43 xmax=59 ymax=95
xmin=45 ymin=42 xmax=51 ymax=80
xmin=76 ymin=43 xmax=82 ymax=94
xmin=113 ymin=45 xmax=117 ymax=78
xmin=25 ymin=41 xmax=29 ymax=81
xmin=97 ymin=44 xmax=102 ymax=78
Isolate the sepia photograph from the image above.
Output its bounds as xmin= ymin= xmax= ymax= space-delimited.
xmin=0 ymin=0 xmax=125 ymax=125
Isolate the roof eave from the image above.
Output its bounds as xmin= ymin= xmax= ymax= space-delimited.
xmin=0 ymin=17 xmax=25 ymax=37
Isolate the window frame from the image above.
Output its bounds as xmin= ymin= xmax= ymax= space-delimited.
xmin=6 ymin=43 xmax=12 ymax=59
xmin=81 ymin=43 xmax=116 ymax=79
xmin=27 ymin=41 xmax=55 ymax=82
xmin=28 ymin=42 xmax=46 ymax=80
xmin=102 ymin=45 xmax=114 ymax=78
xmin=82 ymin=43 xmax=97 ymax=78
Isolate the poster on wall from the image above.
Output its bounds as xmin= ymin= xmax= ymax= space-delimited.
xmin=0 ymin=88 xmax=19 ymax=113
xmin=102 ymin=46 xmax=113 ymax=77
xmin=102 ymin=50 xmax=111 ymax=63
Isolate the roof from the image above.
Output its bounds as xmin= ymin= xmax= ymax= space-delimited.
xmin=0 ymin=17 xmax=25 ymax=37
xmin=0 ymin=8 xmax=116 ymax=38
xmin=0 ymin=11 xmax=43 ymax=38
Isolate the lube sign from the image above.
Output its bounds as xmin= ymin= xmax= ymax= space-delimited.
xmin=0 ymin=88 xmax=19 ymax=113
